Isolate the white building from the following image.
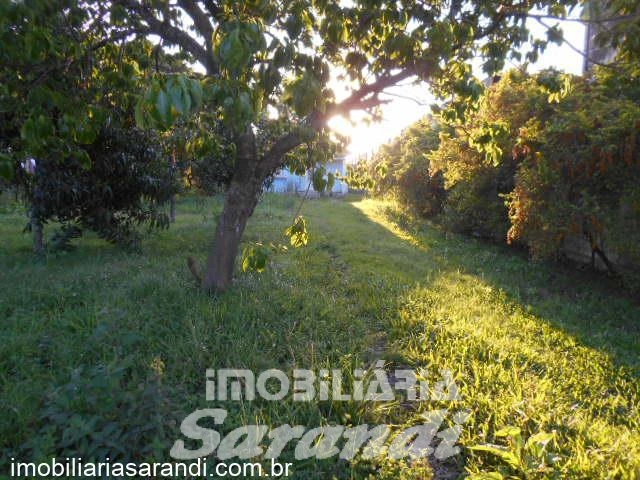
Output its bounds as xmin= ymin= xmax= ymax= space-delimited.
xmin=267 ymin=153 xmax=349 ymax=196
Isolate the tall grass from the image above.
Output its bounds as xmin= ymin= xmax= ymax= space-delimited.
xmin=0 ymin=194 xmax=638 ymax=478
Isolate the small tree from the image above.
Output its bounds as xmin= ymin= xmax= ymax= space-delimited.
xmin=0 ymin=2 xmax=185 ymax=250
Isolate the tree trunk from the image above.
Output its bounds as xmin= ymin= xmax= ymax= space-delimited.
xmin=31 ymin=213 xmax=44 ymax=255
xmin=201 ymin=128 xmax=264 ymax=292
xmin=169 ymin=195 xmax=176 ymax=223
xmin=201 ymin=179 xmax=262 ymax=291
xmin=196 ymin=123 xmax=311 ymax=292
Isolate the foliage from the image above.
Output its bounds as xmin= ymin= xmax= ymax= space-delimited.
xmin=351 ymin=117 xmax=444 ymax=217
xmin=354 ymin=71 xmax=558 ymax=238
xmin=310 ymin=166 xmax=336 ymax=195
xmin=168 ymin=119 xmax=236 ymax=196
xmin=0 ymin=1 xmax=186 ymax=247
xmin=21 ymin=361 xmax=180 ymax=463
xmin=368 ymin=66 xmax=640 ymax=289
xmin=241 ymin=240 xmax=289 ymax=273
xmin=22 ymin=126 xmax=177 ymax=248
xmin=284 ymin=215 xmax=309 ymax=248
xmin=506 ymin=68 xmax=640 ymax=287
xmin=429 ymin=69 xmax=562 ymax=239
xmin=469 ymin=427 xmax=561 ymax=479
xmin=343 ymin=160 xmax=376 ymax=191
xmin=135 ymin=75 xmax=203 ymax=130
xmin=241 ymin=242 xmax=270 ymax=273
xmin=584 ymin=0 xmax=640 ymax=75
xmin=0 ymin=1 xmax=106 ymax=180
xmin=395 ymin=167 xmax=446 ymax=220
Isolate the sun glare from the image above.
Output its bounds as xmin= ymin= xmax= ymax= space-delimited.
xmin=327 ymin=14 xmax=586 ymax=159
xmin=327 ymin=82 xmax=434 ymax=160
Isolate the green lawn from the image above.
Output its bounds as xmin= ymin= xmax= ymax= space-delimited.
xmin=1 ymin=194 xmax=639 ymax=479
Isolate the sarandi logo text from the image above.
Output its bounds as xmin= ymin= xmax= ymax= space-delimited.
xmin=170 ymin=365 xmax=470 ymax=462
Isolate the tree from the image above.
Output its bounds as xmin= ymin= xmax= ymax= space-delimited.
xmin=10 ymin=0 xmax=631 ymax=291
xmin=126 ymin=0 xmax=610 ymax=292
xmin=0 ymin=1 xmax=188 ymax=251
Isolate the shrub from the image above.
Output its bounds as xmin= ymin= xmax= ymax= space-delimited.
xmin=396 ymin=165 xmax=446 ymax=218
xmin=506 ymin=70 xmax=640 ymax=287
xmin=372 ymin=67 xmax=640 ymax=290
xmin=364 ymin=116 xmax=444 ymax=216
xmin=23 ymin=126 xmax=177 ymax=248
xmin=429 ymin=69 xmax=560 ymax=239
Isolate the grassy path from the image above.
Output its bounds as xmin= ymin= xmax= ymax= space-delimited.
xmin=1 ymin=195 xmax=638 ymax=478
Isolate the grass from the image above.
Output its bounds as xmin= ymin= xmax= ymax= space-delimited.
xmin=0 ymin=194 xmax=638 ymax=479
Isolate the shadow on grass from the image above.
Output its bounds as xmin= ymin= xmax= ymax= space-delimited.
xmin=332 ymin=197 xmax=640 ymax=374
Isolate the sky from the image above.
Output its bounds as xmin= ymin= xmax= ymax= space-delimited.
xmin=334 ymin=16 xmax=588 ymax=159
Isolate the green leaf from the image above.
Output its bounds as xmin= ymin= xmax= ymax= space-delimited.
xmin=241 ymin=243 xmax=269 ymax=272
xmin=284 ymin=72 xmax=322 ymax=117
xmin=76 ymin=149 xmax=92 ymax=170
xmin=525 ymin=431 xmax=555 ymax=458
xmin=312 ymin=167 xmax=327 ymax=192
xmin=284 ymin=216 xmax=308 ymax=248
xmin=167 ymin=82 xmax=185 ymax=114
xmin=546 ymin=24 xmax=563 ymax=45
xmin=467 ymin=473 xmax=505 ymax=480
xmin=155 ymin=89 xmax=170 ymax=125
xmin=470 ymin=444 xmax=521 ymax=470
xmin=218 ymin=27 xmax=251 ymax=75
xmin=21 ymin=115 xmax=54 ymax=150
xmin=74 ymin=122 xmax=98 ymax=145
xmin=134 ymin=100 xmax=146 ymax=128
xmin=326 ymin=171 xmax=335 ymax=191
xmin=188 ymin=79 xmax=203 ymax=109
xmin=494 ymin=426 xmax=521 ymax=438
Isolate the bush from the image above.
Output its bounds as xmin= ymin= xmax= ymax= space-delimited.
xmin=429 ymin=70 xmax=559 ymax=239
xmin=396 ymin=165 xmax=445 ymax=218
xmin=23 ymin=126 xmax=178 ymax=248
xmin=362 ymin=116 xmax=444 ymax=216
xmin=506 ymin=70 xmax=640 ymax=287
xmin=371 ymin=67 xmax=640 ymax=290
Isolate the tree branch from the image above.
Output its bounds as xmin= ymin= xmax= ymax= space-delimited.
xmin=202 ymin=0 xmax=222 ymax=19
xmin=260 ymin=130 xmax=310 ymax=176
xmin=177 ymin=0 xmax=214 ymax=43
xmin=260 ymin=70 xmax=416 ymax=174
xmin=257 ymin=5 xmax=536 ymax=178
xmin=380 ymin=90 xmax=429 ymax=106
xmin=90 ymin=29 xmax=141 ymax=51
xmin=533 ymin=17 xmax=619 ymax=70
xmin=114 ymin=0 xmax=217 ymax=74
xmin=328 ymin=70 xmax=416 ymax=117
xmin=524 ymin=12 xmax=640 ymax=25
